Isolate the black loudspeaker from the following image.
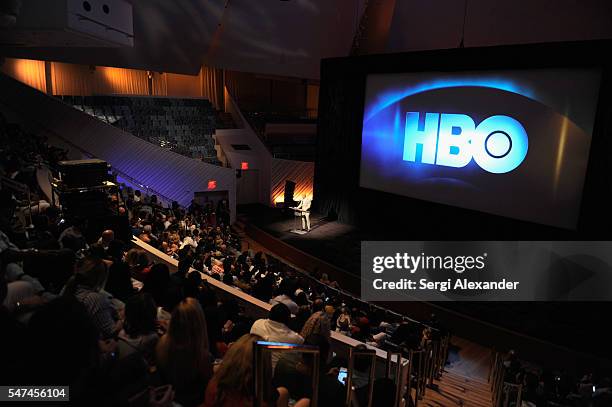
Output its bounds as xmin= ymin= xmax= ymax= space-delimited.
xmin=57 ymin=159 xmax=110 ymax=188
xmin=283 ymin=180 xmax=296 ymax=209
xmin=59 ymin=189 xmax=109 ymax=219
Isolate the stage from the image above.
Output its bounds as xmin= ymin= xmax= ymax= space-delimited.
xmin=237 ymin=204 xmax=365 ymax=292
xmin=237 ymin=204 xmax=415 ymax=278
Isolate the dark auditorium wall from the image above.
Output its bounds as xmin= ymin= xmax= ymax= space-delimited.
xmin=386 ymin=0 xmax=612 ymax=52
xmin=314 ymin=41 xmax=612 ymax=241
xmin=224 ymin=70 xmax=317 ymax=115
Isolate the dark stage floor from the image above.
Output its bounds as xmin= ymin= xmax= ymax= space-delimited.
xmin=238 ymin=204 xmax=365 ymax=274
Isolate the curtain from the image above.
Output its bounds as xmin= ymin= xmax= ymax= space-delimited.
xmin=50 ymin=62 xmax=94 ymax=95
xmin=166 ymin=72 xmax=201 ymax=97
xmin=0 ymin=58 xmax=46 ymax=93
xmin=151 ymin=72 xmax=167 ymax=96
xmin=306 ymin=84 xmax=319 ymax=119
xmin=1 ymin=59 xmax=225 ymax=102
xmin=93 ymin=66 xmax=148 ymax=95
xmin=201 ymin=65 xmax=224 ymax=110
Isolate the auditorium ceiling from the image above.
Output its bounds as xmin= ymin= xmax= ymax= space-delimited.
xmin=0 ymin=0 xmax=366 ymax=79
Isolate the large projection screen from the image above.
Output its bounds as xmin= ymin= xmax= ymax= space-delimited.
xmin=359 ymin=69 xmax=601 ymax=229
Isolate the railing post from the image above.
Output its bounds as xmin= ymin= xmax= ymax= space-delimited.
xmin=345 ymin=347 xmax=377 ymax=407
xmin=253 ymin=341 xmax=320 ymax=407
xmin=385 ymin=352 xmax=404 ymax=407
xmin=406 ymin=349 xmax=415 ymax=407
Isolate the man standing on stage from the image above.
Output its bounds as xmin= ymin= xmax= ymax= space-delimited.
xmin=295 ymin=195 xmax=312 ymax=231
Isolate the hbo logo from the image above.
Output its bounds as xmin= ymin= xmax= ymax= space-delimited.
xmin=403 ymin=112 xmax=528 ymax=173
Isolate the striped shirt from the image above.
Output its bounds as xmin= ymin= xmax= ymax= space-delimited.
xmin=74 ymin=286 xmax=118 ymax=339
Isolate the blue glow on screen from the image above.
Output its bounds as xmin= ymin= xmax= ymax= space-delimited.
xmin=363 ymin=78 xmax=535 ymax=123
xmin=359 ymin=77 xmax=537 ymax=195
xmin=256 ymin=341 xmax=300 ymax=347
xmin=471 ymin=115 xmax=528 ymax=173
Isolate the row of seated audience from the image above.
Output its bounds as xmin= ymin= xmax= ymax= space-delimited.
xmin=500 ymin=350 xmax=612 ymax=407
xmin=0 ymin=111 xmax=411 ymax=406
xmin=2 ymin=111 xmax=611 ymax=407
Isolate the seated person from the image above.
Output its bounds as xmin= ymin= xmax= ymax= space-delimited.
xmin=250 ymin=303 xmax=303 ymax=368
xmin=273 ymin=334 xmax=345 ymax=407
xmin=204 ymin=333 xmax=305 ymax=407
xmin=118 ymin=293 xmax=159 ymax=365
xmin=61 ymin=256 xmax=120 ymax=342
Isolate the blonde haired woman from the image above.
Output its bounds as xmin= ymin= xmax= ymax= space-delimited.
xmin=203 ymin=334 xmax=309 ymax=407
xmin=156 ymin=298 xmax=213 ymax=407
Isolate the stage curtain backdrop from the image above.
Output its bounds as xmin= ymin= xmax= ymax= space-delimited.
xmin=314 ymin=60 xmax=363 ymax=224
xmin=34 ymin=62 xmax=149 ymax=96
xmin=306 ymin=84 xmax=319 ymax=119
xmin=50 ymin=62 xmax=94 ymax=95
xmin=166 ymin=72 xmax=201 ymax=98
xmin=3 ymin=58 xmax=224 ymax=103
xmin=151 ymin=72 xmax=168 ymax=96
xmin=0 ymin=58 xmax=46 ymax=93
xmin=201 ymin=65 xmax=224 ymax=110
xmin=93 ymin=66 xmax=148 ymax=95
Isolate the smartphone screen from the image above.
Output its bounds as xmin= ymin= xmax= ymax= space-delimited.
xmin=338 ymin=367 xmax=348 ymax=385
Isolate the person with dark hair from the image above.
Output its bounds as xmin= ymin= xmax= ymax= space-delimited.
xmin=270 ymin=280 xmax=298 ymax=315
xmin=250 ymin=303 xmax=303 ymax=367
xmin=104 ymin=240 xmax=134 ymax=302
xmin=26 ymin=297 xmax=102 ymax=404
xmin=336 ymin=307 xmax=352 ymax=334
xmin=218 ymin=298 xmax=251 ymax=346
xmin=294 ymin=290 xmax=308 ymax=306
xmin=29 ymin=215 xmax=60 ymax=250
xmin=252 ymin=270 xmax=275 ymax=302
xmin=222 ymin=269 xmax=234 ymax=286
xmin=290 ymin=305 xmax=312 ymax=334
xmin=142 ymin=263 xmax=172 ymax=311
xmin=270 ymin=303 xmax=290 ymax=326
xmin=156 ymin=298 xmax=213 ymax=407
xmin=62 ymin=256 xmax=120 ymax=342
xmin=253 ymin=251 xmax=266 ymax=271
xmin=125 ymin=248 xmax=150 ymax=281
xmin=118 ymin=293 xmax=159 ymax=364
xmin=311 ymin=298 xmax=325 ymax=313
xmin=58 ymin=217 xmax=88 ymax=252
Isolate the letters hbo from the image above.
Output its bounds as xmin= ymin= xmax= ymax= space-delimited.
xmin=403 ymin=112 xmax=528 ymax=173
